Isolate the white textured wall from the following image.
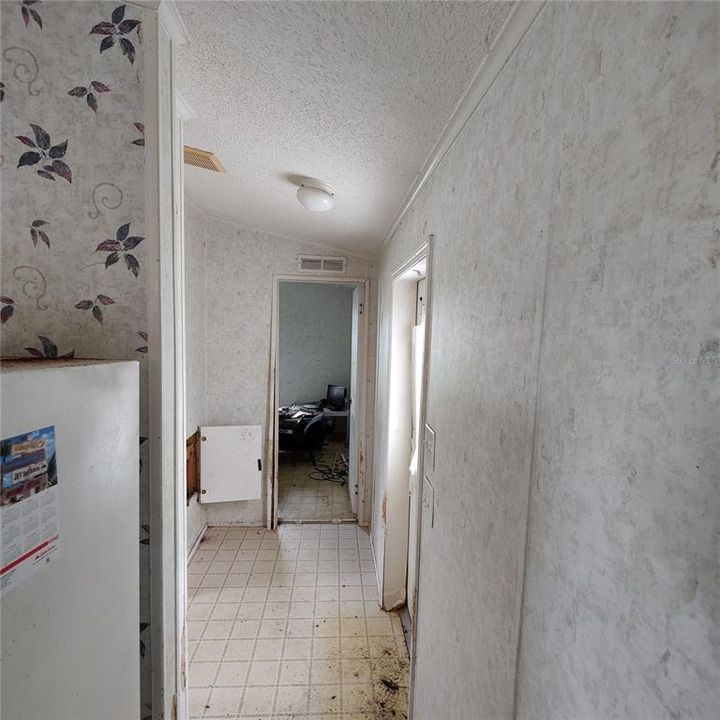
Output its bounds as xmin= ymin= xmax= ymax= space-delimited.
xmin=278 ymin=283 xmax=353 ymax=406
xmin=184 ymin=202 xmax=373 ymax=525
xmin=374 ymin=2 xmax=719 ymax=718
xmin=515 ymin=4 xmax=720 ymax=719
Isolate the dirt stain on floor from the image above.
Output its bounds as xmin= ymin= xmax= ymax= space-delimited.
xmin=370 ymin=644 xmax=411 ymax=719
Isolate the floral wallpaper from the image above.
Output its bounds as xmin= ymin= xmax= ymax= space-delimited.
xmin=1 ymin=2 xmax=151 ymax=716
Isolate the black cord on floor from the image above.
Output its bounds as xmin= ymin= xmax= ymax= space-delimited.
xmin=308 ymin=448 xmax=348 ymax=484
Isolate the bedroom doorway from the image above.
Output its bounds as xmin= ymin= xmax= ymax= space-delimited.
xmin=269 ymin=277 xmax=369 ymax=527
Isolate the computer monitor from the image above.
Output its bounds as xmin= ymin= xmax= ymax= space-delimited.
xmin=326 ymin=384 xmax=346 ymax=410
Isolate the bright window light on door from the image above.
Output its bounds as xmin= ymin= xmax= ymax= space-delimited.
xmin=296 ymin=178 xmax=335 ymax=212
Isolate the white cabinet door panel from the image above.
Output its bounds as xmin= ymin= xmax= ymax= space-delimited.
xmin=200 ymin=425 xmax=263 ymax=503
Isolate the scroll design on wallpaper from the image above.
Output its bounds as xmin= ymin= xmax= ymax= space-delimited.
xmin=12 ymin=266 xmax=48 ymax=310
xmin=3 ymin=47 xmax=40 ymax=96
xmin=89 ymin=182 xmax=123 ymax=219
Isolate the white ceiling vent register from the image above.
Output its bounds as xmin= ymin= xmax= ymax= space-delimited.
xmin=298 ymin=255 xmax=347 ymax=275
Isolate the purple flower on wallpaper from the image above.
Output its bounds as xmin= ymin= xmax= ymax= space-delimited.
xmin=95 ymin=222 xmax=144 ymax=277
xmin=16 ymin=124 xmax=72 ymax=183
xmin=139 ymin=622 xmax=149 ymax=658
xmin=75 ymin=294 xmax=115 ymax=324
xmin=21 ymin=1 xmax=42 ymax=29
xmin=68 ymin=80 xmax=111 ymax=113
xmin=132 ymin=122 xmax=145 ymax=147
xmin=29 ymin=219 xmax=51 ymax=248
xmin=0 ymin=297 xmax=15 ymax=324
xmin=25 ymin=336 xmax=75 ymax=359
xmin=136 ymin=331 xmax=148 ymax=353
xmin=90 ymin=5 xmax=141 ymax=64
xmin=138 ymin=436 xmax=148 ymax=473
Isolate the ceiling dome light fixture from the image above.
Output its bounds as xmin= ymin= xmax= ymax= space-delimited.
xmin=296 ymin=178 xmax=335 ymax=212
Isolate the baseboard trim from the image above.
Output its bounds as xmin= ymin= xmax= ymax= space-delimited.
xmin=187 ymin=523 xmax=208 ymax=561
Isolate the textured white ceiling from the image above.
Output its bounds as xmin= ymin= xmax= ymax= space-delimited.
xmin=176 ymin=1 xmax=511 ymax=254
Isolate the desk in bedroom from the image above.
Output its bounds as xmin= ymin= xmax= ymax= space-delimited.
xmin=322 ymin=407 xmax=349 ymax=440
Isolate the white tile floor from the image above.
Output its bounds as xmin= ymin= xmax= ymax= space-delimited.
xmin=278 ymin=441 xmax=355 ymax=522
xmin=187 ymin=524 xmax=409 ymax=719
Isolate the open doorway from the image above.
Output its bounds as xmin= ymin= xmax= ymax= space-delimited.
xmin=271 ymin=278 xmax=369 ymax=526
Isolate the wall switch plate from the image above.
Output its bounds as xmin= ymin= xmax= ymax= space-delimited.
xmin=423 ymin=423 xmax=436 ymax=476
xmin=422 ymin=476 xmax=435 ymax=528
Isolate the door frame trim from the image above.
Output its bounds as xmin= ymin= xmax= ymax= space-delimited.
xmin=383 ymin=237 xmax=433 ymax=717
xmin=268 ymin=274 xmax=372 ymax=529
xmin=405 ymin=236 xmax=434 ymax=719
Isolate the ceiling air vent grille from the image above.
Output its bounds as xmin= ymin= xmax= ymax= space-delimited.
xmin=298 ymin=255 xmax=347 ymax=275
xmin=183 ymin=145 xmax=225 ymax=173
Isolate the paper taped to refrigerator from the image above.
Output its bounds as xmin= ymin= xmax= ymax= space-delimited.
xmin=1 ymin=425 xmax=61 ymax=595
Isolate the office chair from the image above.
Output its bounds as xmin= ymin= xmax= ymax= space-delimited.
xmin=302 ymin=413 xmax=330 ymax=466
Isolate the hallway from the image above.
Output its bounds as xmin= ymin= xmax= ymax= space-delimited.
xmin=1 ymin=1 xmax=717 ymax=718
xmin=187 ymin=524 xmax=409 ymax=718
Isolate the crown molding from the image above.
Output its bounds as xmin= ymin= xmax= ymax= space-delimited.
xmin=184 ymin=196 xmax=375 ymax=263
xmin=380 ymin=1 xmax=547 ymax=250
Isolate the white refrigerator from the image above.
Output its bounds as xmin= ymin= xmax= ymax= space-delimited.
xmin=1 ymin=359 xmax=140 ymax=720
